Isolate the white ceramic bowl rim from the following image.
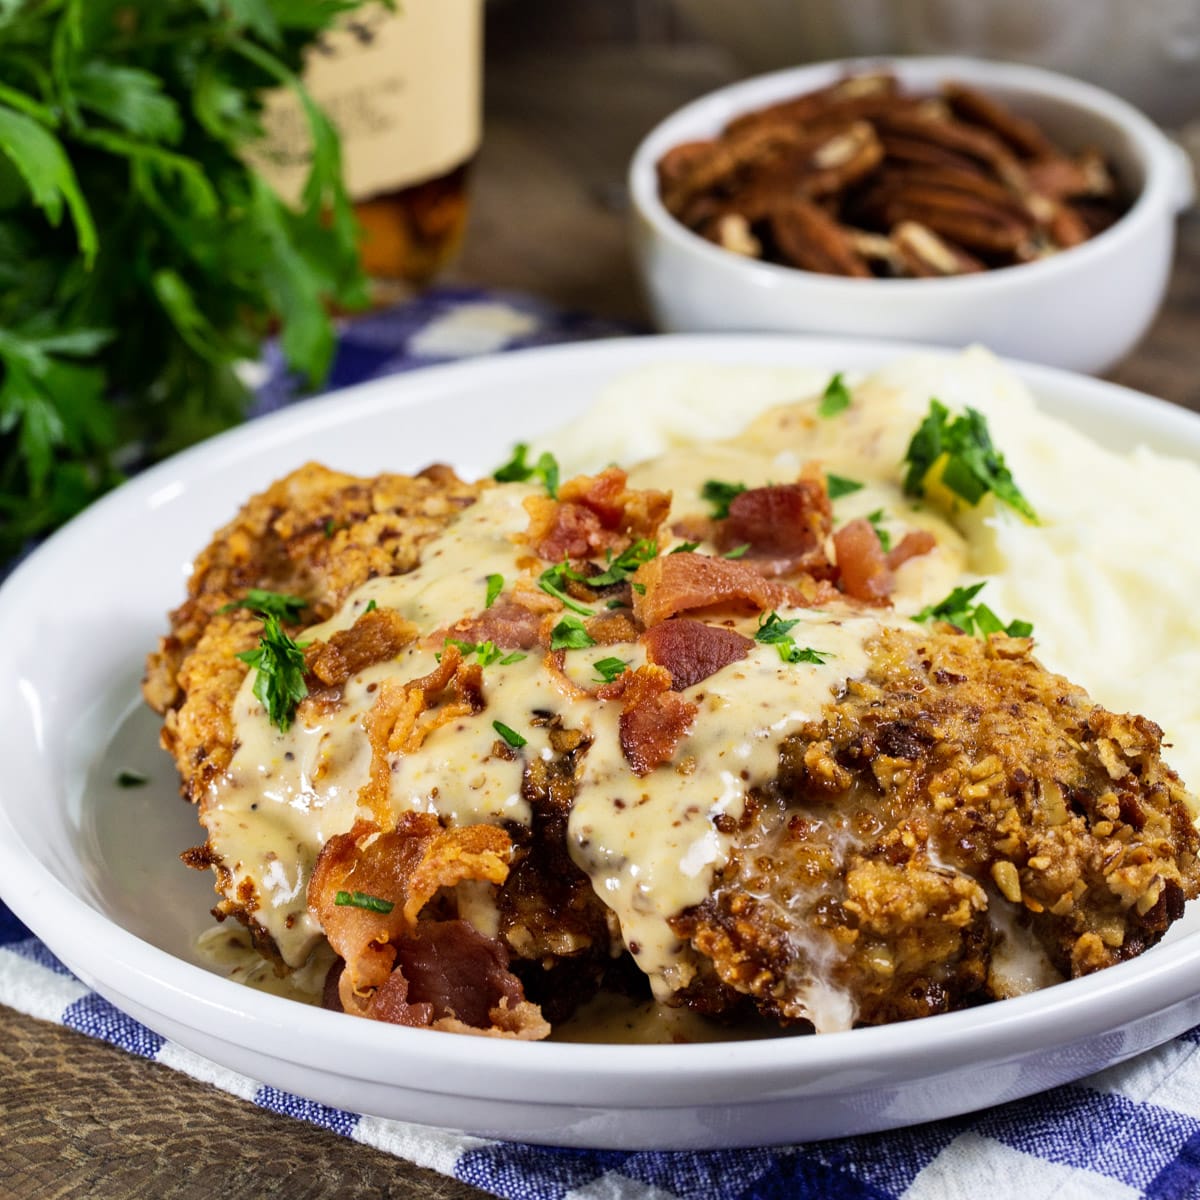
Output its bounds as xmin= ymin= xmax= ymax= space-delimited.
xmin=629 ymin=55 xmax=1189 ymax=296
xmin=4 ymin=334 xmax=1200 ymax=1117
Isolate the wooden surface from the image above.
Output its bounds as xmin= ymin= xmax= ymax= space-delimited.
xmin=4 ymin=18 xmax=1200 ymax=1200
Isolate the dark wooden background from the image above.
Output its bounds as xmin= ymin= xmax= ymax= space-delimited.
xmin=3 ymin=3 xmax=1198 ymax=1198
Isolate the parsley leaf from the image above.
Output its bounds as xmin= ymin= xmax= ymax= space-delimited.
xmin=334 ymin=890 xmax=394 ymax=914
xmin=493 ymin=443 xmax=560 ymax=497
xmin=592 ymin=656 xmax=629 ymax=684
xmin=819 ymin=372 xmax=851 ymax=418
xmin=115 ymin=769 xmax=148 ymax=788
xmin=723 ymin=543 xmax=750 ymax=559
xmin=446 ymin=639 xmax=527 ymax=668
xmin=550 ymin=615 xmax=596 ymax=651
xmin=903 ymin=400 xmax=1038 ymax=521
xmin=755 ymin=610 xmax=834 ymax=666
xmin=581 ymin=539 xmax=658 ymax=587
xmin=780 ymin=644 xmax=834 ymax=665
xmin=669 ymin=541 xmax=700 ymax=554
xmin=866 ymin=509 xmax=892 ymax=553
xmin=913 ymin=583 xmax=1033 ymax=638
xmin=493 ymin=721 xmax=527 ymax=749
xmin=220 ymin=588 xmax=308 ymax=622
xmin=485 ymin=574 xmax=504 ymax=608
xmin=701 ymin=479 xmax=747 ymax=519
xmin=755 ymin=611 xmax=801 ymax=645
xmin=364 ymin=599 xmax=377 ymax=613
xmin=538 ymin=562 xmax=594 ymax=616
xmin=826 ymin=473 xmax=864 ymax=499
xmin=237 ymin=613 xmax=310 ymax=732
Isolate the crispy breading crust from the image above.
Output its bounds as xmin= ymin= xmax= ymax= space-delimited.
xmin=143 ymin=462 xmax=483 ymax=801
xmin=673 ymin=628 xmax=1200 ymax=1026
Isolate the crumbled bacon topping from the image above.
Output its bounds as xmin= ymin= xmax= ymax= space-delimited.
xmin=716 ymin=481 xmax=834 ymax=574
xmin=632 ymin=551 xmax=802 ymax=627
xmin=643 ymin=618 xmax=753 ymax=691
xmin=604 ymin=663 xmax=698 ymax=776
xmin=359 ymin=645 xmax=484 ymax=825
xmin=522 ymin=466 xmax=670 ymax=562
xmin=308 ymin=814 xmax=547 ymax=1038
xmin=305 ymin=607 xmax=418 ymax=687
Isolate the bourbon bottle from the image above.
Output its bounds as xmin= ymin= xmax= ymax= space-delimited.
xmin=250 ymin=0 xmax=483 ymax=288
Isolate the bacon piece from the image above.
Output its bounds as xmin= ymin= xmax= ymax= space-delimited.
xmin=717 ymin=482 xmax=833 ymax=566
xmin=359 ymin=646 xmax=485 ymax=825
xmin=308 ymin=813 xmax=512 ymax=1010
xmin=643 ymin=618 xmax=753 ymax=691
xmin=305 ymin=607 xmax=417 ymax=687
xmin=611 ymin=664 xmax=698 ymax=776
xmin=309 ymin=817 xmax=546 ymax=1038
xmin=586 ymin=610 xmax=640 ymax=646
xmin=834 ymin=518 xmax=893 ymax=604
xmin=632 ymin=552 xmax=800 ymax=627
xmin=886 ymin=529 xmax=937 ymax=571
xmin=522 ymin=467 xmax=670 ymax=562
xmin=443 ymin=600 xmax=544 ymax=651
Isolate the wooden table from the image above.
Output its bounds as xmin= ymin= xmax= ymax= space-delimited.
xmin=3 ymin=28 xmax=1198 ymax=1200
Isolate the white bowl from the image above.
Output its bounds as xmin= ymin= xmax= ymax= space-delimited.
xmin=5 ymin=336 xmax=1200 ymax=1149
xmin=629 ymin=57 xmax=1195 ymax=374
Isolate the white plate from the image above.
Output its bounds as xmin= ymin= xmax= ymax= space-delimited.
xmin=2 ymin=334 xmax=1200 ymax=1151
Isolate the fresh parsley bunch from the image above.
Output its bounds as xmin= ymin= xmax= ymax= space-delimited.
xmin=0 ymin=0 xmax=375 ymax=559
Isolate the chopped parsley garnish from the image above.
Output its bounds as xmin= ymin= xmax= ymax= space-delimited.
xmin=669 ymin=541 xmax=700 ymax=554
xmin=755 ymin=610 xmax=834 ymax=666
xmin=826 ymin=473 xmax=864 ymax=499
xmin=701 ymin=479 xmax=747 ymax=520
xmin=819 ymin=372 xmax=852 ymax=418
xmin=606 ymin=599 xmax=628 ymax=609
xmin=115 ymin=769 xmax=148 ymax=788
xmin=538 ymin=562 xmax=594 ymax=616
xmin=632 ymin=582 xmax=647 ymax=594
xmin=323 ymin=518 xmax=337 ymax=539
xmin=902 ymin=400 xmax=1038 ymax=521
xmin=494 ymin=443 xmax=560 ymax=498
xmin=580 ymin=539 xmax=659 ymax=587
xmin=219 ymin=588 xmax=308 ymax=623
xmin=485 ymin=574 xmax=504 ymax=608
xmin=493 ymin=721 xmax=527 ymax=749
xmin=445 ymin=639 xmax=526 ymax=668
xmin=913 ymin=583 xmax=1033 ymax=638
xmin=780 ymin=644 xmax=834 ymax=665
xmin=723 ymin=543 xmax=750 ymax=559
xmin=550 ymin=615 xmax=596 ymax=651
xmin=364 ymin=599 xmax=377 ymax=613
xmin=237 ymin=614 xmax=310 ymax=732
xmin=867 ymin=508 xmax=892 ymax=553
xmin=334 ymin=890 xmax=394 ymax=914
xmin=593 ymin=657 xmax=629 ymax=684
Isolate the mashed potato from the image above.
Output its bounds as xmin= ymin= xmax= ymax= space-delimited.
xmin=540 ymin=348 xmax=1200 ymax=796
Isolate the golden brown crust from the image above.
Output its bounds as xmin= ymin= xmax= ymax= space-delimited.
xmin=673 ymin=627 xmax=1200 ymax=1027
xmin=144 ymin=461 xmax=483 ymax=799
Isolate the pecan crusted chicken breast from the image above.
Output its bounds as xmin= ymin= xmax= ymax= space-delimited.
xmin=145 ymin=421 xmax=1200 ymax=1039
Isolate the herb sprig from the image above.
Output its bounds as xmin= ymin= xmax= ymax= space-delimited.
xmin=913 ymin=583 xmax=1033 ymax=638
xmin=903 ymin=400 xmax=1038 ymax=521
xmin=818 ymin=372 xmax=852 ymax=418
xmin=754 ymin=611 xmax=835 ymax=666
xmin=0 ymin=1 xmax=375 ymax=559
xmin=334 ymin=890 xmax=394 ymax=914
xmin=494 ymin=444 xmax=560 ymax=497
xmin=219 ymin=587 xmax=307 ymax=622
xmin=701 ymin=479 xmax=747 ymax=520
xmin=237 ymin=612 xmax=310 ymax=732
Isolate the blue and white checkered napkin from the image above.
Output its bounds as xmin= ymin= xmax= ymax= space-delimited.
xmin=5 ymin=288 xmax=1200 ymax=1200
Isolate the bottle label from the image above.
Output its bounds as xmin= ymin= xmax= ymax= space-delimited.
xmin=249 ymin=0 xmax=482 ymax=205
